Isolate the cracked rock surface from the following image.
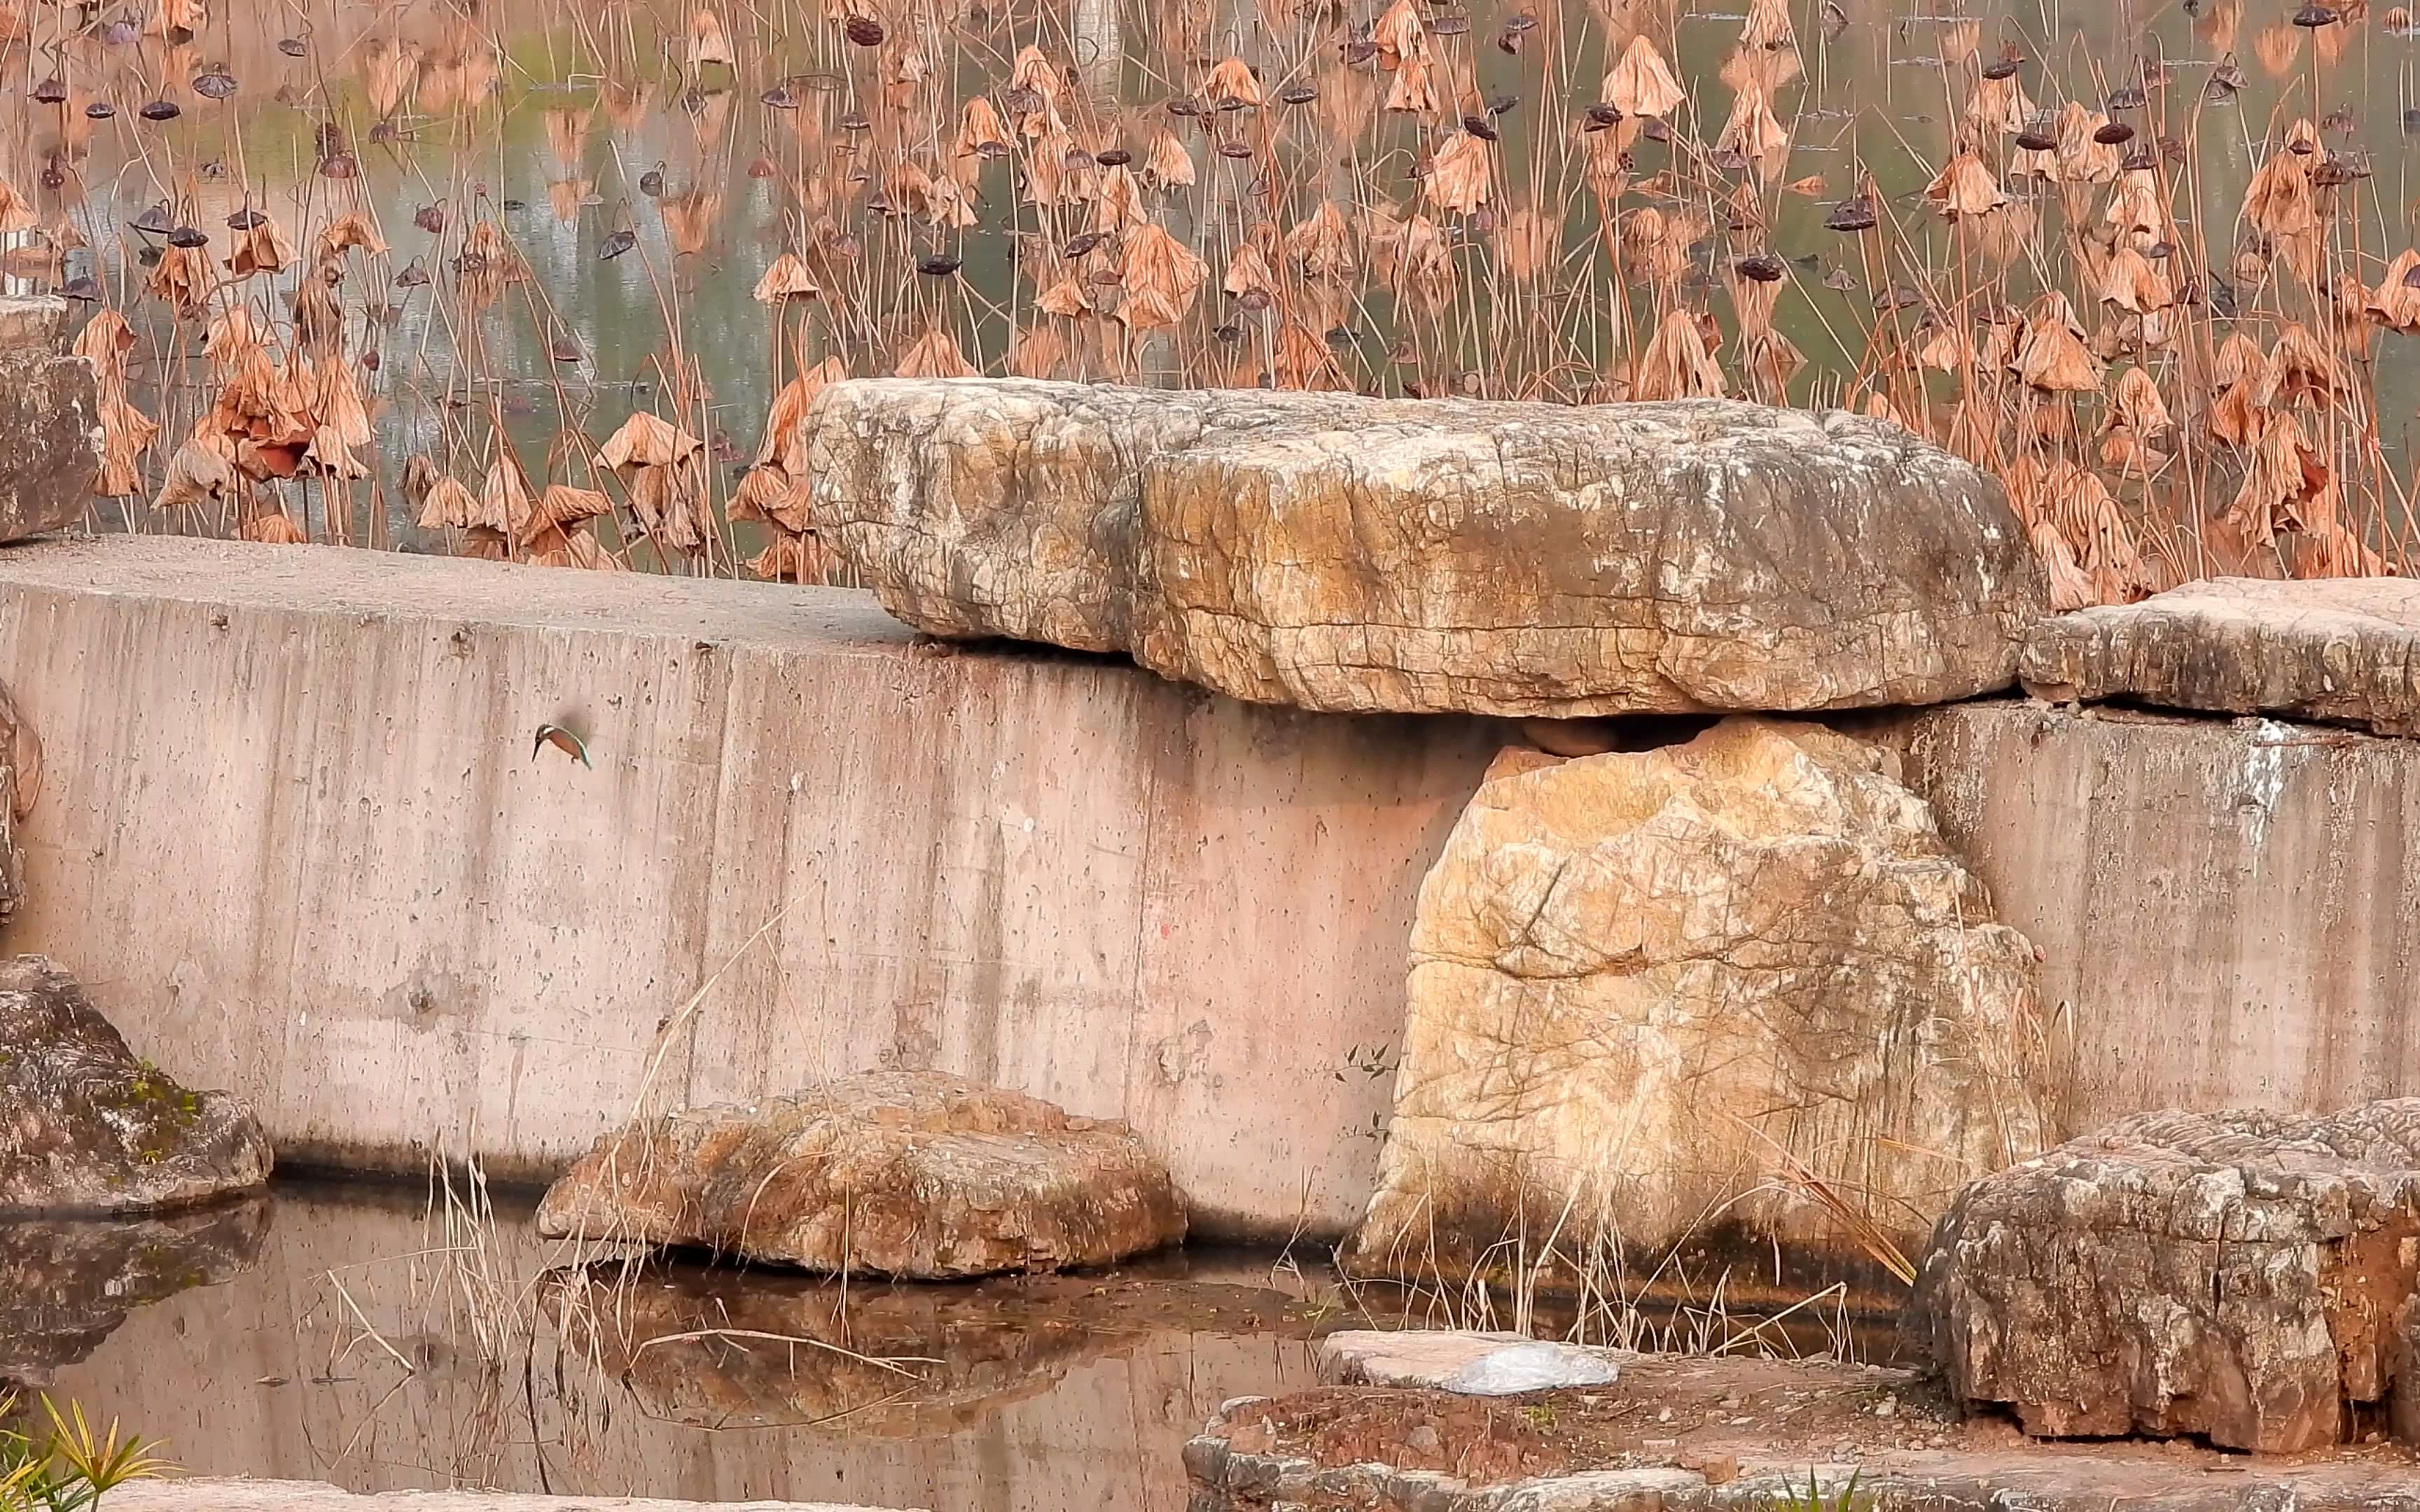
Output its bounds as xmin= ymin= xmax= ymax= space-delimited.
xmin=1346 ymin=718 xmax=2053 ymax=1280
xmin=536 ymin=1070 xmax=1185 ymax=1278
xmin=2022 ymin=577 xmax=2420 ymax=736
xmin=802 ymin=379 xmax=2044 ymax=716
xmin=1913 ymin=1100 xmax=2420 ymax=1454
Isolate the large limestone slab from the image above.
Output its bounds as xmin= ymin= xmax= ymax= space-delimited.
xmin=0 ymin=955 xmax=272 ymax=1213
xmin=1347 ymin=719 xmax=2054 ymax=1282
xmin=1913 ymin=1102 xmax=2420 ymax=1453
xmin=0 ymin=297 xmax=99 ymax=541
xmin=0 ymin=1198 xmax=267 ymax=1385
xmin=2022 ymin=577 xmax=2420 ymax=736
xmin=536 ymin=1070 xmax=1186 ymax=1276
xmin=803 ymin=380 xmax=2045 ymax=717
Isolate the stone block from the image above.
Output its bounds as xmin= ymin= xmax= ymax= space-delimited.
xmin=804 ymin=380 xmax=2043 ymax=717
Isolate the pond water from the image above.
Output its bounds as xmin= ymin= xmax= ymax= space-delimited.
xmin=7 ymin=1180 xmax=1899 ymax=1509
xmin=15 ymin=0 xmax=2420 ymax=579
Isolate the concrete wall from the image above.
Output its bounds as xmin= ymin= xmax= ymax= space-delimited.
xmin=1872 ymin=699 xmax=2420 ymax=1134
xmin=11 ymin=536 xmax=2420 ymax=1247
xmin=0 ymin=536 xmax=1503 ymax=1239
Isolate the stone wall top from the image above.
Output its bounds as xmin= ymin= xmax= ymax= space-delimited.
xmin=2023 ymin=575 xmax=2420 ymax=736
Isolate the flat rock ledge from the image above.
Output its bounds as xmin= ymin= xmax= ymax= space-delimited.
xmin=535 ymin=1070 xmax=1185 ymax=1278
xmin=2022 ymin=577 xmax=2420 ymax=736
xmin=803 ymin=379 xmax=2045 ymax=718
xmin=109 ymin=1483 xmax=912 ymax=1512
xmin=0 ymin=955 xmax=272 ymax=1213
xmin=1188 ymin=1346 xmax=2420 ymax=1512
xmin=1912 ymin=1101 xmax=2420 ymax=1454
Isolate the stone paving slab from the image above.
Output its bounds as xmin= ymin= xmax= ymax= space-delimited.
xmin=1321 ymin=1330 xmax=1634 ymax=1394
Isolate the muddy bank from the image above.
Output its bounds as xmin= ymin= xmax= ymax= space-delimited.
xmin=1188 ymin=1354 xmax=2420 ymax=1511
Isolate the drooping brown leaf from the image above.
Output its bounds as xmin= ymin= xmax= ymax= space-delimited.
xmin=597 ymin=411 xmax=705 ymax=474
xmin=1604 ymin=35 xmax=1685 ymax=119
xmin=1924 ymin=152 xmax=2005 ymax=221
xmin=1423 ymin=132 xmax=1494 ymax=214
xmin=894 ymin=324 xmax=979 ymax=377
xmin=1118 ymin=223 xmax=1209 ymax=330
xmin=753 ymin=251 xmax=822 ymax=303
xmin=1631 ymin=308 xmax=1726 ymax=400
xmin=688 ymin=8 xmax=734 ymax=69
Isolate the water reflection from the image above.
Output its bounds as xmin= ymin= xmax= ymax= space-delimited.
xmin=548 ymin=1257 xmax=1331 ymax=1436
xmin=43 ymin=1182 xmax=1330 ymax=1511
xmin=0 ymin=1196 xmax=270 ymax=1388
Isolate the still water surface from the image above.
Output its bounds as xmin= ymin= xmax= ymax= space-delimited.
xmin=14 ymin=1180 xmax=1893 ymax=1509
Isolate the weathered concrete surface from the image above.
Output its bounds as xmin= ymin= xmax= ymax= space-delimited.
xmin=0 ymin=687 xmax=21 ymax=926
xmin=1913 ymin=1102 xmax=2420 ymax=1453
xmin=805 ymin=380 xmax=2043 ymax=718
xmin=2024 ymin=577 xmax=2420 ymax=736
xmin=17 ymin=538 xmax=2420 ymax=1246
xmin=0 ymin=296 xmax=99 ymax=541
xmin=536 ymin=1070 xmax=1185 ymax=1275
xmin=0 ymin=955 xmax=272 ymax=1212
xmin=1348 ymin=720 xmax=2052 ymax=1281
xmin=112 ymin=1485 xmax=906 ymax=1512
xmin=0 ymin=536 xmax=1503 ymax=1239
xmin=1866 ymin=699 xmax=2420 ymax=1137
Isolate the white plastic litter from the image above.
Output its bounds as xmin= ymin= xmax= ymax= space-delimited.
xmin=1438 ymin=1340 xmax=1622 ymax=1396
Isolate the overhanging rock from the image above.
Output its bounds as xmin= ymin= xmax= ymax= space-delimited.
xmin=803 ymin=380 xmax=2045 ymax=717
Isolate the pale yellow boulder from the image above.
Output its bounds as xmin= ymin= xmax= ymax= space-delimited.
xmin=1346 ymin=718 xmax=2056 ymax=1282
